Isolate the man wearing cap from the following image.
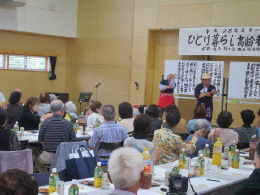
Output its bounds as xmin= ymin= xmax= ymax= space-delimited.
xmin=194 ymin=73 xmax=216 ymax=122
xmin=157 ymin=73 xmax=176 ymax=118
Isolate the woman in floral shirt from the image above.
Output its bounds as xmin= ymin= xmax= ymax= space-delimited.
xmin=153 ymin=110 xmax=204 ymax=165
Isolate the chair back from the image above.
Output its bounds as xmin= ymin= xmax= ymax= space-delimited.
xmin=0 ymin=149 xmax=33 ymax=174
xmin=19 ymin=140 xmax=29 ymax=150
xmin=97 ymin=141 xmax=124 ymax=156
xmin=175 ymin=133 xmax=189 ymax=141
xmin=50 ymin=141 xmax=89 ymax=174
xmin=31 ymin=173 xmax=50 ymax=186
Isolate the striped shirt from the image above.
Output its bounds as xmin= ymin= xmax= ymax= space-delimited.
xmin=89 ymin=121 xmax=128 ymax=157
xmin=38 ymin=114 xmax=76 ymax=152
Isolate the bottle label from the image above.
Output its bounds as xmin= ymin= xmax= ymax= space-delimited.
xmin=230 ymin=145 xmax=236 ymax=151
xmin=250 ymin=142 xmax=257 ymax=149
xmin=233 ymin=154 xmax=240 ymax=162
xmin=95 ymin=167 xmax=103 ymax=178
xmin=214 ymin=146 xmax=222 ymax=153
xmin=200 ymin=159 xmax=205 ymax=168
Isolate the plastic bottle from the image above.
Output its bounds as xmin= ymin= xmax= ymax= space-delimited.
xmin=74 ymin=120 xmax=79 ymax=134
xmin=141 ymin=151 xmax=152 ymax=189
xmin=78 ymin=112 xmax=86 ymax=132
xmin=203 ymin=144 xmax=210 ymax=158
xmin=142 ymin=148 xmax=148 ymax=157
xmin=230 ymin=140 xmax=237 ymax=156
xmin=199 ymin=154 xmax=205 ymax=176
xmin=38 ymin=119 xmax=44 ymax=130
xmin=13 ymin=122 xmax=19 ymax=135
xmin=232 ymin=149 xmax=240 ymax=169
xmin=212 ymin=138 xmax=222 ymax=166
xmin=249 ymin=135 xmax=258 ymax=160
xmin=179 ymin=148 xmax=186 ymax=169
xmin=94 ymin=162 xmax=103 ymax=188
xmin=49 ymin=168 xmax=60 ymax=194
xmin=65 ymin=113 xmax=71 ymax=122
xmin=68 ymin=180 xmax=79 ymax=195
xmin=172 ymin=162 xmax=179 ymax=174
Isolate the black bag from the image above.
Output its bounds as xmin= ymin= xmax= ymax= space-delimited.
xmin=65 ymin=145 xmax=97 ymax=181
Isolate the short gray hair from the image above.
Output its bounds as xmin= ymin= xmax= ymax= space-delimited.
xmin=102 ymin=105 xmax=115 ymax=119
xmin=194 ymin=119 xmax=210 ymax=132
xmin=50 ymin=100 xmax=64 ymax=113
xmin=108 ymin=147 xmax=143 ymax=190
xmin=49 ymin=94 xmax=57 ymax=103
xmin=65 ymin=101 xmax=77 ymax=113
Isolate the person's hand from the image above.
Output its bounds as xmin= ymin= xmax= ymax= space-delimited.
xmin=41 ymin=113 xmax=53 ymax=120
xmin=205 ymin=92 xmax=212 ymax=97
xmin=211 ymin=89 xmax=217 ymax=95
xmin=194 ymin=129 xmax=205 ymax=138
xmin=85 ymin=109 xmax=93 ymax=117
xmin=167 ymin=85 xmax=173 ymax=89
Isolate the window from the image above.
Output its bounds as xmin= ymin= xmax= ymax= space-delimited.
xmin=0 ymin=54 xmax=50 ymax=72
xmin=0 ymin=54 xmax=5 ymax=69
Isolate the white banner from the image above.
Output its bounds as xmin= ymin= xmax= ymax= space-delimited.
xmin=179 ymin=27 xmax=260 ymax=56
xmin=164 ymin=60 xmax=224 ymax=97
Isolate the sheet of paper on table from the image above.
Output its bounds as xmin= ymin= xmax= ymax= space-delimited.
xmin=153 ymin=167 xmax=167 ymax=182
xmin=225 ymin=168 xmax=252 ymax=176
xmin=190 ymin=177 xmax=227 ymax=188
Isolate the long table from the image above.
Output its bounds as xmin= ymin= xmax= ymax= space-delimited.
xmin=19 ymin=130 xmax=93 ymax=143
xmin=39 ymin=155 xmax=255 ymax=195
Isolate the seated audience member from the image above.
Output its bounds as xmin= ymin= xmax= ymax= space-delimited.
xmin=36 ymin=100 xmax=77 ymax=172
xmin=6 ymin=91 xmax=22 ymax=129
xmin=108 ymin=147 xmax=143 ymax=195
xmin=38 ymin=92 xmax=50 ymax=116
xmin=145 ymin=104 xmax=162 ymax=134
xmin=253 ymin=108 xmax=260 ymax=137
xmin=87 ymin=101 xmax=105 ymax=127
xmin=187 ymin=106 xmax=212 ymax=134
xmin=0 ymin=169 xmax=38 ymax=195
xmin=0 ymin=90 xmax=6 ymax=109
xmin=0 ymin=107 xmax=20 ymax=151
xmin=19 ymin=97 xmax=52 ymax=130
xmin=89 ymin=105 xmax=128 ymax=158
xmin=208 ymin=111 xmax=238 ymax=147
xmin=235 ymin=109 xmax=259 ymax=143
xmin=65 ymin=101 xmax=78 ymax=123
xmin=153 ymin=110 xmax=204 ymax=165
xmin=235 ymin=139 xmax=260 ymax=195
xmin=164 ymin=105 xmax=188 ymax=134
xmin=49 ymin=93 xmax=57 ymax=103
xmin=14 ymin=88 xmax=23 ymax=105
xmin=186 ymin=119 xmax=213 ymax=158
xmin=117 ymin=102 xmax=134 ymax=133
xmin=124 ymin=114 xmax=154 ymax=159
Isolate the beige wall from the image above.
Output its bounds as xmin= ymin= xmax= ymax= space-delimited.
xmin=0 ymin=30 xmax=67 ymax=104
xmin=141 ymin=0 xmax=260 ymax=127
xmin=66 ymin=0 xmax=134 ymax=117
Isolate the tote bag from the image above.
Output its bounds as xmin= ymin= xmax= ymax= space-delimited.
xmin=65 ymin=145 xmax=97 ymax=181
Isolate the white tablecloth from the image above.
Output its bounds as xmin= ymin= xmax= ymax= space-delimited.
xmin=39 ymin=156 xmax=255 ymax=195
xmin=19 ymin=129 xmax=93 ymax=144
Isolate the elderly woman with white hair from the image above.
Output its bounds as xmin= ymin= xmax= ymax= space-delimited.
xmin=107 ymin=147 xmax=143 ymax=195
xmin=186 ymin=119 xmax=213 ymax=158
xmin=65 ymin=101 xmax=78 ymax=123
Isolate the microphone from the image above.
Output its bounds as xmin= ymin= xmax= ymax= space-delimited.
xmin=135 ymin=82 xmax=139 ymax=90
xmin=95 ymin=83 xmax=101 ymax=88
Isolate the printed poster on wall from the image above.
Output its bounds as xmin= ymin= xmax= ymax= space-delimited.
xmin=228 ymin=62 xmax=260 ymax=99
xmin=179 ymin=27 xmax=260 ymax=56
xmin=164 ymin=60 xmax=224 ymax=97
